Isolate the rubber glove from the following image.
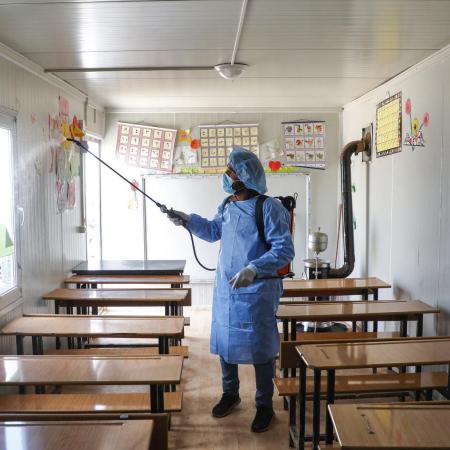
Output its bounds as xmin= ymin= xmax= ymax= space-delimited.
xmin=162 ymin=208 xmax=191 ymax=226
xmin=230 ymin=266 xmax=257 ymax=289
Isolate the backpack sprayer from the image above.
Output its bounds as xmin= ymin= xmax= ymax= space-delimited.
xmin=68 ymin=138 xmax=294 ymax=279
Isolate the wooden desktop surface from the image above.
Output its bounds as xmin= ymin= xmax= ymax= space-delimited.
xmin=329 ymin=403 xmax=450 ymax=449
xmin=1 ymin=316 xmax=184 ymax=338
xmin=0 ymin=355 xmax=183 ymax=385
xmin=277 ymin=300 xmax=439 ymax=321
xmin=72 ymin=260 xmax=186 ymax=276
xmin=297 ymin=337 xmax=450 ymax=370
xmin=65 ymin=274 xmax=190 ymax=285
xmin=0 ymin=419 xmax=153 ymax=450
xmin=282 ymin=277 xmax=390 ymax=297
xmin=43 ymin=288 xmax=190 ymax=306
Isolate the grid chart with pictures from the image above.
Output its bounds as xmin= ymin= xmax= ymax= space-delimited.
xmin=375 ymin=92 xmax=402 ymax=158
xmin=200 ymin=124 xmax=259 ymax=169
xmin=282 ymin=121 xmax=326 ymax=168
xmin=115 ymin=122 xmax=177 ymax=172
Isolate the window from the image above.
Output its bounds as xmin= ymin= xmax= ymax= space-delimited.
xmin=0 ymin=114 xmax=19 ymax=302
xmin=84 ymin=137 xmax=102 ymax=260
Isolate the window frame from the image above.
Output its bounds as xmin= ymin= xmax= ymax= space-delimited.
xmin=83 ymin=135 xmax=103 ymax=261
xmin=0 ymin=108 xmax=21 ymax=310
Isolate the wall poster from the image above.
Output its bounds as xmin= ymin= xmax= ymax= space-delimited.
xmin=199 ymin=123 xmax=259 ymax=170
xmin=116 ymin=122 xmax=177 ymax=172
xmin=281 ymin=121 xmax=326 ymax=169
xmin=375 ymin=92 xmax=402 ymax=157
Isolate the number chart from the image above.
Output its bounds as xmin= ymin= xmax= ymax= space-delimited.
xmin=115 ymin=122 xmax=177 ymax=172
xmin=282 ymin=121 xmax=326 ymax=169
xmin=199 ymin=124 xmax=259 ymax=170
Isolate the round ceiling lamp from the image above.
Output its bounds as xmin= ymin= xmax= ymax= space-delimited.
xmin=214 ymin=63 xmax=248 ymax=81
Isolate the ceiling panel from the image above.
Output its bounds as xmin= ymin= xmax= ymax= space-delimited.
xmin=36 ymin=48 xmax=431 ymax=78
xmin=0 ymin=1 xmax=240 ymax=52
xmin=242 ymin=0 xmax=450 ymax=50
xmin=66 ymin=76 xmax=384 ymax=109
xmin=0 ymin=0 xmax=450 ymax=109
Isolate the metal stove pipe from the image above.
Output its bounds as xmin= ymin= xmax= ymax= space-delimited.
xmin=328 ymin=135 xmax=371 ymax=278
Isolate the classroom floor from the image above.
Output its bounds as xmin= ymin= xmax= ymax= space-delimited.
xmin=168 ymin=307 xmax=294 ymax=450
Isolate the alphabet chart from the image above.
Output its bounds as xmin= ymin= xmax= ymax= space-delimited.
xmin=115 ymin=122 xmax=177 ymax=172
xmin=199 ymin=124 xmax=259 ymax=169
xmin=375 ymin=92 xmax=402 ymax=157
xmin=282 ymin=121 xmax=326 ymax=169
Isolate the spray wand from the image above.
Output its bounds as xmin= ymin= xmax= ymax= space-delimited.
xmin=68 ymin=138 xmax=294 ymax=279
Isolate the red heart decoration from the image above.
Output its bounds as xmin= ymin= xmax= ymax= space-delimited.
xmin=269 ymin=160 xmax=282 ymax=171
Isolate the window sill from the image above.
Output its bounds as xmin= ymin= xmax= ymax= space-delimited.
xmin=0 ymin=287 xmax=22 ymax=314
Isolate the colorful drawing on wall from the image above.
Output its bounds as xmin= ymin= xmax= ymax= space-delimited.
xmin=48 ymin=111 xmax=83 ymax=213
xmin=375 ymin=92 xmax=402 ymax=157
xmin=199 ymin=123 xmax=259 ymax=170
xmin=281 ymin=121 xmax=326 ymax=169
xmin=173 ymin=129 xmax=198 ymax=166
xmin=115 ymin=122 xmax=177 ymax=173
xmin=403 ymin=98 xmax=429 ymax=151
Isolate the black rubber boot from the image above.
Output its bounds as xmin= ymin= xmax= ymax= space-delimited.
xmin=211 ymin=393 xmax=241 ymax=418
xmin=251 ymin=406 xmax=274 ymax=433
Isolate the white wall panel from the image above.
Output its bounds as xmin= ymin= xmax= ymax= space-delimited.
xmin=0 ymin=55 xmax=87 ymax=348
xmin=343 ymin=48 xmax=450 ymax=336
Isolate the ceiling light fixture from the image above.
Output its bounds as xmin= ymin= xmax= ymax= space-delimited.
xmin=214 ymin=63 xmax=248 ymax=81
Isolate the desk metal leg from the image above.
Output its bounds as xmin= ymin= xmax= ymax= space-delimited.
xmin=416 ymin=316 xmax=424 ymax=373
xmin=32 ymin=336 xmax=38 ymax=355
xmin=362 ymin=289 xmax=369 ymax=331
xmin=15 ymin=336 xmax=25 ymax=394
xmin=313 ymin=369 xmax=321 ymax=450
xmin=282 ymin=320 xmax=289 ymax=411
xmin=16 ymin=336 xmax=24 ymax=355
xmin=298 ymin=361 xmax=307 ymax=450
xmin=159 ymin=336 xmax=169 ymax=354
xmin=325 ymin=369 xmax=335 ymax=444
xmin=150 ymin=384 xmax=165 ymax=413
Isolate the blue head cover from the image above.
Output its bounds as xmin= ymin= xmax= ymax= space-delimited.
xmin=228 ymin=147 xmax=267 ymax=194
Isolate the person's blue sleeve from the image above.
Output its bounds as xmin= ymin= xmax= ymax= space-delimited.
xmin=187 ymin=204 xmax=224 ymax=243
xmin=248 ymin=198 xmax=295 ymax=276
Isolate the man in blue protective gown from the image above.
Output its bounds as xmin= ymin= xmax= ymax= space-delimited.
xmin=165 ymin=147 xmax=295 ymax=432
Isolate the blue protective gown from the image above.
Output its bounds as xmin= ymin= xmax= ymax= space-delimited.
xmin=188 ymin=196 xmax=295 ymax=364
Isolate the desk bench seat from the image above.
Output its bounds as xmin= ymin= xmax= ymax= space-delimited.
xmin=0 ymin=392 xmax=183 ymax=413
xmin=45 ymin=345 xmax=189 ymax=358
xmin=274 ymin=371 xmax=449 ymax=397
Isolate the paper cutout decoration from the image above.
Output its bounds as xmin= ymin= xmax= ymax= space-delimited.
xmin=268 ymin=161 xmax=282 ymax=172
xmin=282 ymin=121 xmax=326 ymax=169
xmin=199 ymin=123 xmax=259 ymax=169
xmin=403 ymin=98 xmax=429 ymax=151
xmin=0 ymin=224 xmax=14 ymax=258
xmin=174 ymin=129 xmax=198 ymax=166
xmin=116 ymin=122 xmax=176 ymax=173
xmin=375 ymin=92 xmax=402 ymax=157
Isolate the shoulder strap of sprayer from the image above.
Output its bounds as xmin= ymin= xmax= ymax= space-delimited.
xmin=222 ymin=194 xmax=296 ymax=247
xmin=256 ymin=195 xmax=297 ymax=247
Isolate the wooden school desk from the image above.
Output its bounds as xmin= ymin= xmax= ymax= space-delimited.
xmin=0 ymin=355 xmax=183 ymax=413
xmin=296 ymin=337 xmax=450 ymax=450
xmin=0 ymin=419 xmax=154 ymax=450
xmin=277 ymin=300 xmax=439 ymax=340
xmin=281 ymin=277 xmax=391 ymax=300
xmin=328 ymin=403 xmax=450 ymax=449
xmin=1 ymin=315 xmax=184 ymax=355
xmin=43 ymin=288 xmax=191 ymax=317
xmin=72 ymin=260 xmax=186 ymax=276
xmin=64 ymin=274 xmax=190 ymax=288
